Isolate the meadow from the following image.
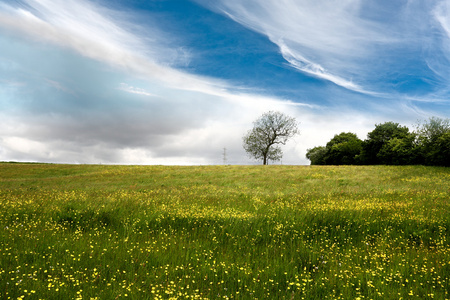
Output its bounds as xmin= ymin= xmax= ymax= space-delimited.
xmin=0 ymin=163 xmax=449 ymax=299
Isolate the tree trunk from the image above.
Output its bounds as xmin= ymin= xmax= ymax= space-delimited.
xmin=263 ymin=145 xmax=271 ymax=165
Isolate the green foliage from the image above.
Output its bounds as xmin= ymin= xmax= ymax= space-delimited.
xmin=416 ymin=116 xmax=450 ymax=143
xmin=1 ymin=164 xmax=450 ymax=299
xmin=306 ymin=117 xmax=449 ymax=167
xmin=434 ymin=132 xmax=450 ymax=167
xmin=243 ymin=111 xmax=299 ymax=165
xmin=361 ymin=122 xmax=414 ymax=165
xmin=306 ymin=132 xmax=362 ymax=165
xmin=305 ymin=146 xmax=326 ymax=165
xmin=416 ymin=117 xmax=450 ymax=166
xmin=324 ymin=132 xmax=363 ymax=165
xmin=377 ymin=134 xmax=417 ymax=165
xmin=243 ymin=130 xmax=282 ymax=164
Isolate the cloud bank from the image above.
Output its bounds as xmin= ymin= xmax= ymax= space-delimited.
xmin=1 ymin=0 xmax=450 ymax=165
xmin=0 ymin=0 xmax=315 ymax=164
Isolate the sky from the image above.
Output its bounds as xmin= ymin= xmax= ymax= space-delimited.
xmin=1 ymin=0 xmax=450 ymax=165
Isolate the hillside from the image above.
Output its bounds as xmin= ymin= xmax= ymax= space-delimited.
xmin=1 ymin=163 xmax=449 ymax=299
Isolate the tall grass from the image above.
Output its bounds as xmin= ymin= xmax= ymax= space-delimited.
xmin=0 ymin=163 xmax=449 ymax=299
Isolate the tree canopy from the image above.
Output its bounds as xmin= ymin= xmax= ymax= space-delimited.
xmin=306 ymin=117 xmax=450 ymax=167
xmin=360 ymin=122 xmax=413 ymax=164
xmin=324 ymin=132 xmax=363 ymax=165
xmin=243 ymin=111 xmax=299 ymax=165
xmin=305 ymin=146 xmax=326 ymax=165
xmin=416 ymin=117 xmax=450 ymax=166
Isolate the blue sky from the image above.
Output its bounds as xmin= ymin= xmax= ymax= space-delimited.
xmin=1 ymin=0 xmax=450 ymax=165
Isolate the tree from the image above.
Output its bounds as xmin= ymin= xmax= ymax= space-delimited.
xmin=416 ymin=117 xmax=450 ymax=143
xmin=415 ymin=117 xmax=450 ymax=166
xmin=377 ymin=135 xmax=417 ymax=165
xmin=360 ymin=122 xmax=413 ymax=164
xmin=306 ymin=146 xmax=327 ymax=165
xmin=323 ymin=132 xmax=363 ymax=165
xmin=243 ymin=111 xmax=299 ymax=165
xmin=433 ymin=132 xmax=450 ymax=167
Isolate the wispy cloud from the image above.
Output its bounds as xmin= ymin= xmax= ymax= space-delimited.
xmin=0 ymin=0 xmax=318 ymax=164
xmin=429 ymin=1 xmax=450 ymax=81
xmin=117 ymin=83 xmax=157 ymax=97
xmin=0 ymin=0 xmax=232 ymax=97
xmin=1 ymin=0 xmax=449 ymax=165
xmin=198 ymin=0 xmax=394 ymax=93
xmin=277 ymin=40 xmax=366 ymax=94
xmin=434 ymin=1 xmax=450 ymax=39
xmin=44 ymin=78 xmax=75 ymax=95
xmin=197 ymin=0 xmax=450 ymax=100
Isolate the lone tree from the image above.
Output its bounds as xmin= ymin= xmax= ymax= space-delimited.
xmin=243 ymin=111 xmax=299 ymax=165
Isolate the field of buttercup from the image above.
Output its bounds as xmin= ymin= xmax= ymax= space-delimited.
xmin=0 ymin=163 xmax=449 ymax=299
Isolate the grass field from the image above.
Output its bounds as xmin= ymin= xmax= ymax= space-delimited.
xmin=0 ymin=163 xmax=449 ymax=299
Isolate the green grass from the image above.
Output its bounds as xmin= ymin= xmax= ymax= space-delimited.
xmin=0 ymin=163 xmax=449 ymax=299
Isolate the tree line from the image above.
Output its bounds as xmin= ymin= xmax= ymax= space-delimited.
xmin=306 ymin=117 xmax=450 ymax=167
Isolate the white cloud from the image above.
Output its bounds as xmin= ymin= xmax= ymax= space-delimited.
xmin=277 ymin=40 xmax=365 ymax=93
xmin=117 ymin=83 xmax=157 ymax=97
xmin=430 ymin=1 xmax=450 ymax=79
xmin=0 ymin=90 xmax=404 ymax=165
xmin=44 ymin=78 xmax=75 ymax=95
xmin=0 ymin=0 xmax=442 ymax=165
xmin=0 ymin=0 xmax=231 ymax=97
xmin=198 ymin=0 xmax=395 ymax=91
xmin=434 ymin=1 xmax=450 ymax=37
